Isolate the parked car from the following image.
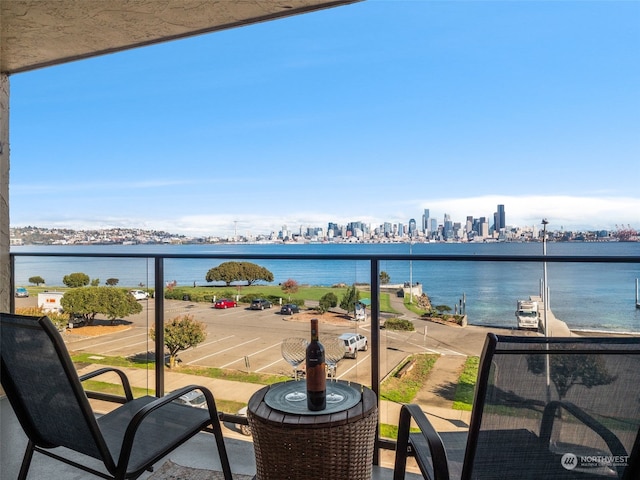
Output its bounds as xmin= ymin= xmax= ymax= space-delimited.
xmin=129 ymin=289 xmax=149 ymax=300
xmin=172 ymin=390 xmax=207 ymax=409
xmin=339 ymin=333 xmax=368 ymax=359
xmin=214 ymin=298 xmax=237 ymax=309
xmin=250 ymin=298 xmax=272 ymax=310
xmin=236 ymin=406 xmax=252 ymax=436
xmin=15 ymin=287 xmax=29 ymax=297
xmin=280 ymin=303 xmax=300 ymax=315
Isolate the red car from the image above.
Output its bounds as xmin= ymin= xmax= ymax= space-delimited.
xmin=214 ymin=298 xmax=237 ymax=309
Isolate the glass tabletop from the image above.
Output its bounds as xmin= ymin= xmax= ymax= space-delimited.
xmin=264 ymin=381 xmax=362 ymax=415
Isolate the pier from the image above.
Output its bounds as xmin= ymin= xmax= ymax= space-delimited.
xmin=529 ymin=295 xmax=573 ymax=336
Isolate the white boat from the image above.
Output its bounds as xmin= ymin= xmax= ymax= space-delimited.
xmin=516 ymin=299 xmax=539 ymax=330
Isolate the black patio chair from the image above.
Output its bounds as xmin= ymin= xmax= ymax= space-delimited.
xmin=394 ymin=333 xmax=640 ymax=480
xmin=0 ymin=313 xmax=233 ymax=480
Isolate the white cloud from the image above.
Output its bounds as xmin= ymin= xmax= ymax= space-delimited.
xmin=12 ymin=195 xmax=639 ymax=237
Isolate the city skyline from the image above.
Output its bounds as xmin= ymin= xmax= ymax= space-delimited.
xmin=8 ymin=1 xmax=639 ymax=238
xmin=12 ymin=199 xmax=636 ymax=245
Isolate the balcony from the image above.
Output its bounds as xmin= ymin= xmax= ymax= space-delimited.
xmin=3 ymin=248 xmax=639 ymax=479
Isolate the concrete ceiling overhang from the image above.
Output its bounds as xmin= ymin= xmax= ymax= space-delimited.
xmin=1 ymin=0 xmax=361 ymax=75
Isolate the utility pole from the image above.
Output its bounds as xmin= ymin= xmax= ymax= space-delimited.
xmin=542 ymin=218 xmax=551 ymax=404
xmin=409 ymin=238 xmax=413 ymax=304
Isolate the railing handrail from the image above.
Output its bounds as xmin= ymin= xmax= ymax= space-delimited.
xmin=10 ymin=251 xmax=640 ymax=263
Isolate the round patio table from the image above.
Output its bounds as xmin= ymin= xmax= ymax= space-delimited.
xmin=247 ymin=380 xmax=378 ymax=480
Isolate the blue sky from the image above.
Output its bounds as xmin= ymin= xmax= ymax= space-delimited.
xmin=9 ymin=0 xmax=640 ymax=237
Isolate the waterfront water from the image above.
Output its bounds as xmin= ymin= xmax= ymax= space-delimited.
xmin=12 ymin=242 xmax=640 ymax=333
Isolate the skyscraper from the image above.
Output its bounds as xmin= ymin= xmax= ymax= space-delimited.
xmin=408 ymin=218 xmax=417 ymax=238
xmin=421 ymin=209 xmax=430 ymax=235
xmin=494 ymin=204 xmax=506 ymax=232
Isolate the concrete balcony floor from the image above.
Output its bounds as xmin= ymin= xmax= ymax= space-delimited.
xmin=1 ymin=396 xmax=427 ymax=480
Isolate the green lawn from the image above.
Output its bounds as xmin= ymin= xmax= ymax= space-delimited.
xmin=452 ymin=356 xmax=479 ymax=410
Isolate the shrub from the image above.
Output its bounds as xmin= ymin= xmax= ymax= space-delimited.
xmin=15 ymin=306 xmax=69 ymax=331
xmin=383 ymin=318 xmax=415 ymax=331
xmin=239 ymin=294 xmax=280 ymax=305
xmin=317 ymin=292 xmax=338 ymax=314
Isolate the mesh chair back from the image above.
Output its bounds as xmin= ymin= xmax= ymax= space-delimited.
xmin=463 ymin=334 xmax=640 ymax=480
xmin=1 ymin=314 xmax=110 ymax=461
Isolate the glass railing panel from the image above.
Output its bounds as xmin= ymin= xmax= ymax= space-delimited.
xmin=12 ymin=253 xmax=156 ymax=413
xmin=9 ymin=249 xmax=640 ymax=450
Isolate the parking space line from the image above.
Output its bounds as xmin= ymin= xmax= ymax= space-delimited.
xmin=102 ymin=339 xmax=152 ymax=353
xmin=196 ymin=335 xmax=235 ymax=348
xmin=337 ymin=354 xmax=370 ymax=377
xmin=186 ymin=337 xmax=260 ymax=365
xmin=75 ymin=332 xmax=149 ymax=350
xmin=254 ymin=357 xmax=288 ymax=372
xmin=220 ymin=342 xmax=281 ymax=369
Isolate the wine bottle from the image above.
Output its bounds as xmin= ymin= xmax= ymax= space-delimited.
xmin=306 ymin=318 xmax=326 ymax=411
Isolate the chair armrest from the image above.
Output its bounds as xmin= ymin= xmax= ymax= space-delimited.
xmin=393 ymin=404 xmax=450 ymax=480
xmin=541 ymin=400 xmax=628 ymax=477
xmin=79 ymin=367 xmax=134 ymax=402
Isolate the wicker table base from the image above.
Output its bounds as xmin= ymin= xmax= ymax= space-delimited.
xmin=247 ymin=381 xmax=378 ymax=480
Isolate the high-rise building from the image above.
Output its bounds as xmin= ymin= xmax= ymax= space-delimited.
xmin=494 ymin=204 xmax=506 ymax=232
xmin=421 ymin=209 xmax=430 ymax=235
xmin=429 ymin=218 xmax=438 ymax=239
xmin=408 ymin=218 xmax=417 ymax=238
xmin=443 ymin=213 xmax=453 ymax=240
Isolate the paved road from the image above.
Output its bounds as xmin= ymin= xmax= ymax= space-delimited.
xmin=58 ymin=296 xmax=498 ymax=386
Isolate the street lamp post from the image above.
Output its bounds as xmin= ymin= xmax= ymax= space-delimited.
xmin=542 ymin=219 xmax=549 ymax=337
xmin=542 ymin=218 xmax=551 ymax=404
xmin=409 ymin=239 xmax=413 ymax=304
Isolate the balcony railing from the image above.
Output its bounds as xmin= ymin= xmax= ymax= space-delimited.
xmin=8 ymin=249 xmax=640 ymax=462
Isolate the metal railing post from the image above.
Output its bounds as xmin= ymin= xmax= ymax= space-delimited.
xmin=370 ymin=257 xmax=380 ymax=465
xmin=9 ymin=254 xmax=15 ymax=313
xmin=154 ymin=256 xmax=165 ymax=397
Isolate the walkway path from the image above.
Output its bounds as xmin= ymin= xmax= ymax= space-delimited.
xmin=384 ymin=289 xmax=475 ymax=431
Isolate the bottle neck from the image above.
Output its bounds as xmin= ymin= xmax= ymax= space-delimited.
xmin=310 ymin=319 xmax=319 ymax=341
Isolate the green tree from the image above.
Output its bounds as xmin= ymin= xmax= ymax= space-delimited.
xmin=149 ymin=314 xmax=206 ymax=368
xmin=339 ymin=284 xmax=360 ymax=319
xmin=63 ymin=272 xmax=90 ymax=288
xmin=281 ymin=278 xmax=299 ymax=301
xmin=379 ymin=271 xmax=391 ymax=285
xmin=28 ymin=275 xmax=45 ymax=286
xmin=434 ymin=304 xmax=452 ymax=314
xmin=91 ymin=278 xmax=100 ymax=287
xmin=61 ymin=287 xmax=142 ymax=325
xmin=100 ymin=288 xmax=143 ymax=324
xmin=318 ymin=292 xmax=338 ymax=315
xmin=106 ymin=278 xmax=119 ymax=286
xmin=527 ymin=348 xmax=617 ymax=400
xmin=205 ymin=261 xmax=274 ymax=286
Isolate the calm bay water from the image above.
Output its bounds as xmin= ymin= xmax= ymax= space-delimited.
xmin=12 ymin=242 xmax=640 ymax=333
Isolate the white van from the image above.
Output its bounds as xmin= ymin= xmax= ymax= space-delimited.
xmin=37 ymin=292 xmax=64 ymax=313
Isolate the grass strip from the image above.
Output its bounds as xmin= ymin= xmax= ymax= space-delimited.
xmin=380 ymin=354 xmax=439 ymax=403
xmin=452 ymin=356 xmax=479 ymax=411
xmin=71 ymin=352 xmax=289 ymax=385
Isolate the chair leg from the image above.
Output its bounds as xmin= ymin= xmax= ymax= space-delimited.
xmin=393 ymin=407 xmax=411 ymax=480
xmin=211 ymin=421 xmax=233 ymax=480
xmin=18 ymin=440 xmax=35 ymax=480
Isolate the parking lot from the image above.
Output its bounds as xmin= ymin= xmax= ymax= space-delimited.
xmin=40 ymin=298 xmax=466 ymax=384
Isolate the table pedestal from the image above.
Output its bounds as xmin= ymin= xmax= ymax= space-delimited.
xmin=247 ymin=381 xmax=378 ymax=480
